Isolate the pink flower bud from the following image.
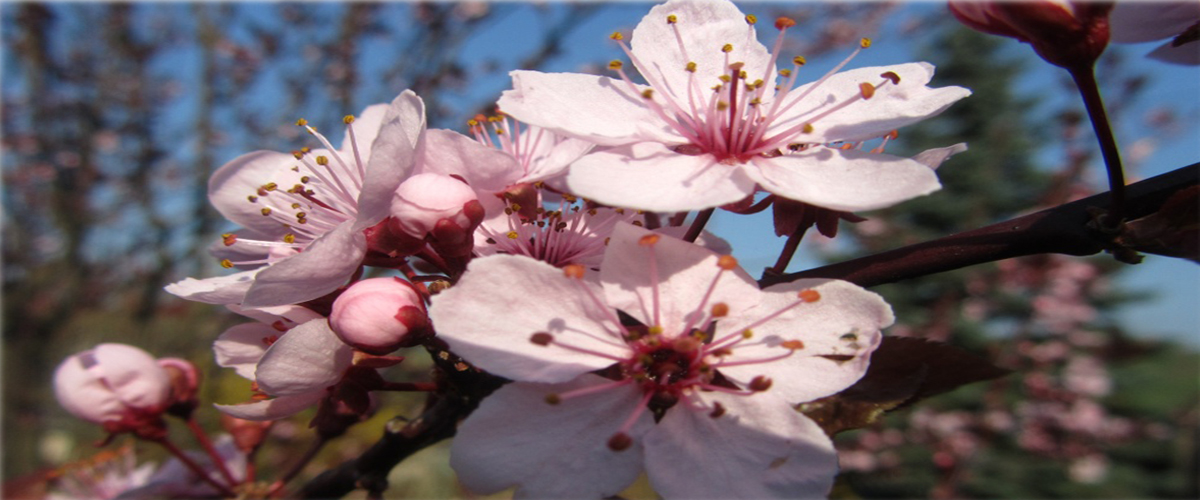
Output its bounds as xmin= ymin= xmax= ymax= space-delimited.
xmin=949 ymin=1 xmax=1113 ymax=69
xmin=158 ymin=357 xmax=201 ymax=418
xmin=53 ymin=343 xmax=172 ymax=433
xmin=390 ymin=173 xmax=482 ymax=239
xmin=330 ymin=277 xmax=430 ymax=354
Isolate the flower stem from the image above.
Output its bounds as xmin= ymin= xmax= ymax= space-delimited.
xmin=185 ymin=417 xmax=238 ymax=487
xmin=1069 ymin=65 xmax=1127 ymax=225
xmin=269 ymin=436 xmax=328 ymax=496
xmin=766 ymin=226 xmax=806 ymax=277
xmin=154 ymin=436 xmax=237 ymax=497
xmin=683 ymin=208 xmax=715 ymax=243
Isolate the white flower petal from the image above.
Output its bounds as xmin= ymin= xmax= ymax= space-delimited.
xmin=450 ymin=376 xmax=651 ymax=499
xmin=498 ymin=71 xmax=675 ymax=146
xmin=93 ymin=343 xmax=172 ymax=410
xmin=356 ymin=90 xmax=425 ymax=230
xmin=912 ymin=143 xmax=968 ymax=170
xmin=567 ymin=142 xmax=757 ymax=212
xmin=207 ymin=151 xmax=307 ymax=237
xmin=645 ymin=391 xmax=838 ymax=499
xmin=773 ymin=62 xmax=971 ymax=143
xmin=430 ymin=255 xmax=628 ymax=383
xmin=418 ymin=129 xmax=524 ymax=193
xmin=213 ymin=323 xmax=275 ymax=380
xmin=747 ymin=148 xmax=941 ymax=212
xmin=255 ymin=318 xmax=353 ymax=396
xmin=720 ymin=279 xmax=892 ymax=403
xmin=215 ymin=391 xmax=325 ymax=421
xmin=242 ymin=222 xmax=366 ymax=307
xmin=165 ymin=269 xmax=262 ymax=305
xmin=602 ymin=223 xmax=760 ymax=335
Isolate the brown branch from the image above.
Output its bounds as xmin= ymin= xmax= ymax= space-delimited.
xmin=760 ymin=162 xmax=1199 ymax=289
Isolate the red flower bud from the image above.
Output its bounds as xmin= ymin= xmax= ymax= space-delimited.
xmin=949 ymin=1 xmax=1114 ymax=69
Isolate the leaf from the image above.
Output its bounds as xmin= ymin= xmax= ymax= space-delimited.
xmin=798 ymin=336 xmax=1010 ymax=436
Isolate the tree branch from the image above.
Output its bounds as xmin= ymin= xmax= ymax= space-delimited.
xmin=760 ymin=162 xmax=1199 ymax=289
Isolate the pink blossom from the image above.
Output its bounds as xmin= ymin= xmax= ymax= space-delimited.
xmin=168 ymin=91 xmax=426 ymax=307
xmin=54 ymin=344 xmax=172 ymax=433
xmin=1109 ymin=1 xmax=1200 ymax=65
xmin=498 ymin=0 xmax=969 ymax=212
xmin=430 ymin=222 xmax=892 ymax=497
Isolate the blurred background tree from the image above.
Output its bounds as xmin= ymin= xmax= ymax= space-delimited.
xmin=2 ymin=2 xmax=1195 ymax=498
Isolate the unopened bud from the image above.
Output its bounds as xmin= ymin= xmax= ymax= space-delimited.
xmin=330 ymin=277 xmax=430 ymax=354
xmin=53 ymin=343 xmax=172 ymax=436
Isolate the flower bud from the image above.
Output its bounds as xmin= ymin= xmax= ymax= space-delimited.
xmin=330 ymin=277 xmax=430 ymax=354
xmin=158 ymin=357 xmax=201 ymax=418
xmin=53 ymin=343 xmax=171 ymax=435
xmin=949 ymin=1 xmax=1113 ymax=69
xmin=390 ymin=173 xmax=482 ymax=238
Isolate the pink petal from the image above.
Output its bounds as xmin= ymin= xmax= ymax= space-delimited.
xmin=773 ymin=62 xmax=971 ymax=143
xmin=519 ymin=135 xmax=594 ymax=183
xmin=498 ymin=71 xmax=674 ymax=146
xmin=747 ymin=148 xmax=941 ymax=212
xmin=630 ymin=0 xmax=774 ymax=107
xmin=255 ymin=319 xmax=353 ymax=396
xmin=644 ymin=391 xmax=838 ymax=499
xmin=215 ymin=391 xmax=326 ymax=421
xmin=1109 ymin=2 xmax=1200 ymax=43
xmin=1147 ymin=39 xmax=1200 ymax=66
xmin=417 ymin=129 xmax=523 ymax=193
xmin=93 ymin=343 xmax=172 ymax=410
xmin=53 ymin=352 xmax=125 ymax=423
xmin=601 ymin=223 xmax=760 ymax=336
xmin=341 ymin=103 xmax=390 ymax=165
xmin=719 ymin=279 xmax=892 ymax=403
xmin=567 ymin=142 xmax=757 ymax=212
xmin=207 ymin=150 xmax=307 ymax=237
xmin=225 ymin=303 xmax=323 ymax=325
xmin=429 ymin=255 xmax=629 ymax=383
xmin=912 ymin=143 xmax=969 ymax=170
xmin=356 ymin=90 xmax=425 ymax=230
xmin=242 ymin=222 xmax=366 ymax=307
xmin=213 ymin=323 xmax=274 ymax=380
xmin=450 ymin=376 xmax=651 ymax=498
xmin=165 ymin=269 xmax=261 ymax=305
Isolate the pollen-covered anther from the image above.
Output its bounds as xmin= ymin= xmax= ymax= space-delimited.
xmin=722 ymin=43 xmax=733 ymax=53
xmin=530 ymin=332 xmax=554 ymax=346
xmin=881 ymin=71 xmax=901 ymax=84
xmin=745 ymin=14 xmax=757 ymax=25
xmin=779 ymin=68 xmax=792 ymax=77
xmin=638 ymin=234 xmax=660 ymax=247
xmin=607 ymin=432 xmax=633 ymax=452
xmin=794 ymin=56 xmax=807 ymax=66
xmin=642 ymin=89 xmax=655 ymax=100
xmin=859 ymin=82 xmax=876 ymax=100
xmin=860 ymin=38 xmax=872 ymax=49
xmin=283 ymin=234 xmax=296 ymax=244
xmin=295 ymin=118 xmax=308 ymax=127
xmin=222 ymin=233 xmax=238 ymax=246
xmin=563 ymin=264 xmax=586 ymax=280
xmin=685 ymin=61 xmax=698 ymax=73
xmin=343 ymin=114 xmax=355 ymax=124
xmin=717 ymin=255 xmax=738 ymax=270
xmin=741 ymin=329 xmax=754 ymax=339
xmin=666 ymin=14 xmax=677 ymax=24
xmin=709 ymin=401 xmax=727 ymax=418
xmin=748 ymin=375 xmax=773 ymax=392
xmin=315 ymin=155 xmax=329 ymax=166
xmin=260 ymin=207 xmax=272 ymax=216
xmin=711 ymin=302 xmax=729 ymax=318
xmin=775 ymin=17 xmax=796 ymax=30
xmin=610 ymin=32 xmax=624 ymax=41
xmin=608 ymin=60 xmax=624 ymax=70
xmin=220 ymin=259 xmax=234 ymax=269
xmin=781 ymin=339 xmax=805 ymax=351
xmin=798 ymin=289 xmax=821 ymax=302
xmin=544 ymin=393 xmax=561 ymax=405
xmin=505 ymin=231 xmax=519 ymax=239
xmin=802 ymin=123 xmax=815 ymax=134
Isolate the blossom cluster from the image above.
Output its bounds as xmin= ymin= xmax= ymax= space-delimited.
xmin=50 ymin=0 xmax=982 ymax=497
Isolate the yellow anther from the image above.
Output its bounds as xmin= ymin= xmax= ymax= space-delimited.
xmin=722 ymin=43 xmax=733 ymax=53
xmin=881 ymin=71 xmax=901 ymax=84
xmin=741 ymin=329 xmax=753 ymax=339
xmin=563 ymin=264 xmax=586 ymax=280
xmin=859 ymin=82 xmax=875 ymax=100
xmin=261 ymin=208 xmax=272 ymax=216
xmin=283 ymin=234 xmax=296 ymax=244
xmin=262 ymin=182 xmax=278 ymax=191
xmin=641 ymin=89 xmax=654 ymax=99
xmin=291 ymin=203 xmax=301 ymax=209
xmin=779 ymin=69 xmax=792 ymax=77
xmin=610 ymin=32 xmax=624 ymax=41
xmin=292 ymin=150 xmax=304 ymax=159
xmin=802 ymin=123 xmax=814 ymax=134
xmin=300 ymin=176 xmax=310 ymax=183
xmin=648 ymin=325 xmax=664 ymax=336
xmin=752 ymin=79 xmax=764 ymax=88
xmin=295 ymin=118 xmax=308 ymax=127
xmin=506 ymin=231 xmax=519 ymax=239
xmin=315 ymin=155 xmax=329 ymax=165
xmin=220 ymin=259 xmax=234 ymax=269
xmin=466 ymin=119 xmax=479 ymax=127
xmin=719 ymin=74 xmax=731 ymax=83
xmin=343 ymin=115 xmax=355 ymax=124
xmin=746 ymin=14 xmax=757 ymax=25
xmin=608 ymin=60 xmax=624 ymax=70
xmin=300 ymin=147 xmax=311 ymax=153
xmin=716 ymin=101 xmax=729 ymax=111
xmin=247 ymin=195 xmax=258 ymax=203
xmin=793 ymin=56 xmax=807 ymax=66
xmin=295 ymin=211 xmax=307 ymax=219
xmin=685 ymin=61 xmax=697 ymax=73
xmin=860 ymin=37 xmax=871 ymax=49
xmin=667 ymin=14 xmax=677 ymax=24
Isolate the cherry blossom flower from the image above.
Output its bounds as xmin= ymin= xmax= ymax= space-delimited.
xmin=497 ymin=0 xmax=970 ymax=213
xmin=168 ymin=90 xmax=426 ymax=308
xmin=430 ymin=222 xmax=893 ymax=497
